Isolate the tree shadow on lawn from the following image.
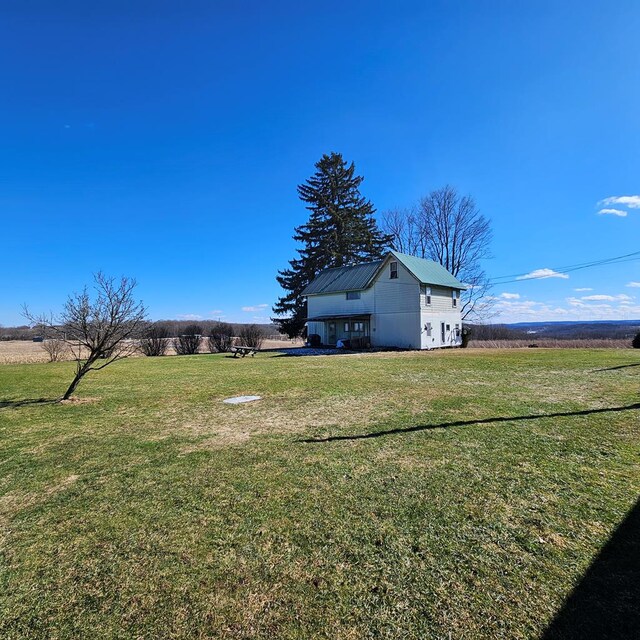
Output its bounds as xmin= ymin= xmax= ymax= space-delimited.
xmin=0 ymin=397 xmax=59 ymax=409
xmin=299 ymin=403 xmax=640 ymax=443
xmin=593 ymin=363 xmax=640 ymax=372
xmin=542 ymin=495 xmax=640 ymax=640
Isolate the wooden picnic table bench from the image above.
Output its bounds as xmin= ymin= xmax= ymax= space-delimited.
xmin=230 ymin=345 xmax=258 ymax=358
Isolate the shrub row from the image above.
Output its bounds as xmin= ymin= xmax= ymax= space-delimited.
xmin=139 ymin=322 xmax=265 ymax=356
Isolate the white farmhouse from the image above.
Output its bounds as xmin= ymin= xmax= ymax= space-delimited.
xmin=303 ymin=251 xmax=466 ymax=350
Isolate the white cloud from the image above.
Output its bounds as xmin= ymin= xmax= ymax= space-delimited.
xmin=597 ymin=208 xmax=628 ymax=217
xmin=242 ymin=303 xmax=269 ymax=312
xmin=516 ymin=268 xmax=569 ymax=280
xmin=500 ymin=292 xmax=520 ymax=299
xmin=600 ymin=195 xmax=640 ymax=209
xmin=209 ymin=309 xmax=224 ymax=315
xmin=627 ymin=282 xmax=640 ymax=288
xmin=582 ymin=295 xmax=616 ymax=301
xmin=573 ymin=287 xmax=593 ymax=292
xmin=176 ymin=313 xmax=203 ymax=321
xmin=582 ymin=294 xmax=633 ymax=302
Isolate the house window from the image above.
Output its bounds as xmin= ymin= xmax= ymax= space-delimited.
xmin=346 ymin=291 xmax=361 ymax=300
xmin=452 ymin=290 xmax=458 ymax=307
xmin=344 ymin=322 xmax=350 ymax=332
xmin=390 ymin=261 xmax=398 ymax=279
xmin=352 ymin=322 xmax=364 ymax=332
xmin=421 ymin=285 xmax=431 ymax=305
xmin=424 ymin=322 xmax=432 ymax=337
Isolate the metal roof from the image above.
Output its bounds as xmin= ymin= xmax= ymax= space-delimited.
xmin=302 ymin=251 xmax=466 ymax=296
xmin=389 ymin=251 xmax=467 ymax=289
xmin=301 ymin=260 xmax=383 ymax=295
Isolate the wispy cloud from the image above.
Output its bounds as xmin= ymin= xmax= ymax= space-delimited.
xmin=242 ymin=303 xmax=269 ymax=313
xmin=494 ymin=294 xmax=640 ymax=323
xmin=597 ymin=208 xmax=627 ymax=217
xmin=516 ymin=268 xmax=569 ymax=281
xmin=600 ymin=195 xmax=640 ymax=209
xmin=627 ymin=282 xmax=640 ymax=288
xmin=581 ymin=294 xmax=633 ymax=302
xmin=574 ymin=287 xmax=593 ymax=292
xmin=177 ymin=313 xmax=203 ymax=321
xmin=500 ymin=292 xmax=520 ymax=299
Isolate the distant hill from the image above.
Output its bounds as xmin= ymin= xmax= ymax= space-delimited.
xmin=472 ymin=320 xmax=640 ymax=340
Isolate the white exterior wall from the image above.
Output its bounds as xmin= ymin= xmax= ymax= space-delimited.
xmin=306 ymin=256 xmax=463 ymax=350
xmin=420 ymin=285 xmax=463 ymax=348
xmin=370 ymin=257 xmax=421 ymax=349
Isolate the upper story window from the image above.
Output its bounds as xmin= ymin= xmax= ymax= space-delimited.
xmin=452 ymin=290 xmax=458 ymax=307
xmin=421 ymin=285 xmax=432 ymax=305
xmin=346 ymin=291 xmax=361 ymax=300
xmin=390 ymin=261 xmax=398 ymax=279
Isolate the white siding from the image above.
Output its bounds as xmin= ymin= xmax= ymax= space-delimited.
xmin=370 ymin=256 xmax=421 ymax=348
xmin=307 ymin=288 xmax=375 ymax=318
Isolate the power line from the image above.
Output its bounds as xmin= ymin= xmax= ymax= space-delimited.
xmin=489 ymin=250 xmax=640 ymax=285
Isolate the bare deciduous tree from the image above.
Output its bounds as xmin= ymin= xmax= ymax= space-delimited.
xmin=173 ymin=324 xmax=202 ymax=355
xmin=139 ymin=323 xmax=170 ymax=357
xmin=383 ymin=186 xmax=493 ymax=321
xmin=207 ymin=322 xmax=234 ymax=353
xmin=238 ymin=324 xmax=265 ymax=350
xmin=41 ymin=337 xmax=69 ymax=362
xmin=24 ymin=273 xmax=147 ymax=400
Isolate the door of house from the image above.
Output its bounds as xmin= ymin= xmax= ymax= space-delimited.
xmin=441 ymin=322 xmax=446 ymax=344
xmin=328 ymin=322 xmax=337 ymax=345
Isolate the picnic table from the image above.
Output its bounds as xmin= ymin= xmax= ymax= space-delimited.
xmin=230 ymin=345 xmax=258 ymax=358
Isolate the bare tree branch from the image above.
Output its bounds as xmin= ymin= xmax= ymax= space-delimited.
xmin=383 ymin=185 xmax=494 ymax=322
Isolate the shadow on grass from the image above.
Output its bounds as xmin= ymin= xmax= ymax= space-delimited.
xmin=593 ymin=362 xmax=640 ymax=372
xmin=542 ymin=496 xmax=640 ymax=640
xmin=0 ymin=397 xmax=59 ymax=409
xmin=299 ymin=403 xmax=640 ymax=443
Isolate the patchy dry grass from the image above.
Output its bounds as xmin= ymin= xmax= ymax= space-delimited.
xmin=0 ymin=349 xmax=639 ymax=639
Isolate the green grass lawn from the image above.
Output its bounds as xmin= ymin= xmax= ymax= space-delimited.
xmin=1 ymin=349 xmax=638 ymax=639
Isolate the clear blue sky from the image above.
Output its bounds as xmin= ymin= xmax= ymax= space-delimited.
xmin=1 ymin=0 xmax=639 ymax=325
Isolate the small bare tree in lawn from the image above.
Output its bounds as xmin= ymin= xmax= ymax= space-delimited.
xmin=173 ymin=324 xmax=202 ymax=355
xmin=207 ymin=322 xmax=234 ymax=353
xmin=238 ymin=324 xmax=265 ymax=350
xmin=139 ymin=322 xmax=170 ymax=356
xmin=23 ymin=273 xmax=147 ymax=400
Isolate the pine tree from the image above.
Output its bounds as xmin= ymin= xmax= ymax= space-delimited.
xmin=273 ymin=152 xmax=391 ymax=337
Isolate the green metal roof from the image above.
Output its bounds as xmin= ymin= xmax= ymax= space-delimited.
xmin=389 ymin=251 xmax=467 ymax=289
xmin=302 ymin=251 xmax=466 ymax=296
xmin=301 ymin=260 xmax=384 ymax=295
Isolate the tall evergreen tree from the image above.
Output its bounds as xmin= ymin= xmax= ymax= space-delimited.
xmin=273 ymin=152 xmax=391 ymax=337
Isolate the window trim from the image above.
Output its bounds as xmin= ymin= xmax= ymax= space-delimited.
xmin=452 ymin=290 xmax=458 ymax=307
xmin=390 ymin=261 xmax=398 ymax=279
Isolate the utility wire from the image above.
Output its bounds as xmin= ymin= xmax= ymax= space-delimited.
xmin=489 ymin=250 xmax=640 ymax=285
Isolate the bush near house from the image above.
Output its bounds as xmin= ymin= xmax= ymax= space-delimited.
xmin=207 ymin=322 xmax=235 ymax=353
xmin=173 ymin=324 xmax=202 ymax=355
